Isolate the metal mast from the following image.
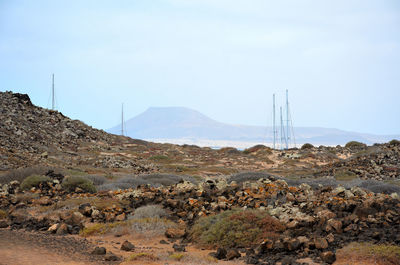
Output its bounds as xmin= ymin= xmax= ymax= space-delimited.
xmin=286 ymin=89 xmax=289 ymax=149
xmin=121 ymin=103 xmax=124 ymax=136
xmin=273 ymin=94 xmax=276 ymax=149
xmin=280 ymin=106 xmax=284 ymax=150
xmin=52 ymin=74 xmax=55 ymax=110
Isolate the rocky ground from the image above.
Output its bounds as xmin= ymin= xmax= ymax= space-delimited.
xmin=0 ymin=91 xmax=400 ymax=264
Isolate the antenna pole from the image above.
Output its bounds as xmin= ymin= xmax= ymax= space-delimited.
xmin=121 ymin=103 xmax=124 ymax=136
xmin=273 ymin=94 xmax=276 ymax=149
xmin=52 ymin=74 xmax=55 ymax=110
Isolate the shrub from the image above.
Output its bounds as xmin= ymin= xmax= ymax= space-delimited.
xmin=80 ymin=217 xmax=176 ymax=238
xmin=83 ymin=175 xmax=107 ymax=186
xmin=0 ymin=166 xmax=51 ymax=184
xmin=190 ymin=209 xmax=284 ymax=248
xmin=20 ymin=175 xmax=51 ymax=190
xmin=336 ymin=242 xmax=400 ymax=265
xmin=228 ymin=172 xmax=272 ymax=184
xmin=389 ymin=139 xmax=400 ymax=146
xmin=149 ymin=155 xmax=169 ymax=161
xmin=169 ymin=253 xmax=184 ymax=261
xmin=62 ymin=176 xmax=96 ymax=193
xmin=334 ymin=169 xmax=357 ymax=181
xmin=131 ymin=205 xmax=168 ymax=219
xmin=345 ymin=141 xmax=367 ymax=150
xmin=127 ymin=253 xmax=158 ymax=261
xmin=243 ymin=145 xmax=270 ymax=154
xmin=301 ymin=143 xmax=314 ymax=150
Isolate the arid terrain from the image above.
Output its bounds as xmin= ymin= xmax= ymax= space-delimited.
xmin=1 ymin=91 xmax=400 ymax=265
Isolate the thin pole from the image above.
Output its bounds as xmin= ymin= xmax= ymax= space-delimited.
xmin=121 ymin=103 xmax=124 ymax=136
xmin=286 ymin=89 xmax=289 ymax=149
xmin=280 ymin=106 xmax=283 ymax=150
xmin=52 ymin=74 xmax=55 ymax=110
xmin=273 ymin=94 xmax=276 ymax=149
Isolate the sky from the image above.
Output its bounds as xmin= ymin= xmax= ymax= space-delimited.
xmin=1 ymin=0 xmax=399 ymax=135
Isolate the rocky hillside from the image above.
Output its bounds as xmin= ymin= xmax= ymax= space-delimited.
xmin=0 ymin=91 xmax=150 ymax=172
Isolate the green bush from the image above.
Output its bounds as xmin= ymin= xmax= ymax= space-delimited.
xmin=190 ymin=209 xmax=284 ymax=248
xmin=389 ymin=139 xmax=400 ymax=146
xmin=345 ymin=141 xmax=367 ymax=150
xmin=62 ymin=176 xmax=96 ymax=193
xmin=301 ymin=143 xmax=314 ymax=150
xmin=20 ymin=175 xmax=51 ymax=190
xmin=334 ymin=169 xmax=357 ymax=181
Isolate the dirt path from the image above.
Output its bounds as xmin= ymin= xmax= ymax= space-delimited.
xmin=0 ymin=229 xmax=108 ymax=265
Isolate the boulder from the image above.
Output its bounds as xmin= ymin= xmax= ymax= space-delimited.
xmin=165 ymin=227 xmax=185 ymax=239
xmin=226 ymin=249 xmax=241 ymax=260
xmin=120 ymin=240 xmax=135 ymax=251
xmin=92 ymin=246 xmax=106 ymax=255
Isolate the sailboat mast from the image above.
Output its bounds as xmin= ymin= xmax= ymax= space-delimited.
xmin=121 ymin=103 xmax=124 ymax=136
xmin=286 ymin=89 xmax=289 ymax=149
xmin=273 ymin=94 xmax=276 ymax=149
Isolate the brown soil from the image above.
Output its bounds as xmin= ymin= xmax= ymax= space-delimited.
xmin=87 ymin=233 xmax=246 ymax=264
xmin=0 ymin=229 xmax=109 ymax=265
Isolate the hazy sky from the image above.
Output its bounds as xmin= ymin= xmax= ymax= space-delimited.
xmin=1 ymin=0 xmax=399 ymax=135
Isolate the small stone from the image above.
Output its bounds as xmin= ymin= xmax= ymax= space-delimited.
xmin=115 ymin=213 xmax=126 ymax=221
xmin=78 ymin=203 xmax=92 ymax=216
xmin=173 ymin=243 xmax=186 ymax=252
xmin=48 ymin=223 xmax=59 ymax=233
xmin=321 ymin=251 xmax=336 ymax=264
xmin=0 ymin=220 xmax=8 ymax=228
xmin=226 ymin=249 xmax=241 ymax=260
xmin=104 ymin=252 xmax=119 ymax=261
xmin=92 ymin=246 xmax=106 ymax=255
xmin=159 ymin=239 xmax=169 ymax=244
xmin=56 ymin=223 xmax=68 ymax=235
xmin=120 ymin=240 xmax=135 ymax=251
xmin=314 ymin=237 xmax=328 ymax=249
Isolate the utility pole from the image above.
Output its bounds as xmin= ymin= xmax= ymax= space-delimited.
xmin=121 ymin=103 xmax=124 ymax=136
xmin=52 ymin=74 xmax=55 ymax=110
xmin=286 ymin=89 xmax=289 ymax=149
xmin=273 ymin=94 xmax=276 ymax=149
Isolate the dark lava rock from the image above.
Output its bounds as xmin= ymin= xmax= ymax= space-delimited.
xmin=321 ymin=251 xmax=336 ymax=264
xmin=159 ymin=239 xmax=169 ymax=244
xmin=0 ymin=220 xmax=8 ymax=228
xmin=226 ymin=249 xmax=241 ymax=260
xmin=120 ymin=240 xmax=135 ymax=251
xmin=173 ymin=243 xmax=186 ymax=252
xmin=91 ymin=246 xmax=106 ymax=255
xmin=104 ymin=252 xmax=120 ymax=261
xmin=215 ymin=247 xmax=227 ymax=260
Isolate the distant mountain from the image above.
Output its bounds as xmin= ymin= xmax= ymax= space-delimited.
xmin=108 ymin=107 xmax=399 ymax=147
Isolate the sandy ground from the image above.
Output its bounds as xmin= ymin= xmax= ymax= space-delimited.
xmin=0 ymin=229 xmax=106 ymax=265
xmin=87 ymin=233 xmax=246 ymax=265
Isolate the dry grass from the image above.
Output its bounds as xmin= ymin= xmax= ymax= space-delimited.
xmin=80 ymin=217 xmax=176 ymax=237
xmin=336 ymin=242 xmax=400 ymax=265
xmin=126 ymin=252 xmax=158 ymax=261
xmin=169 ymin=253 xmax=185 ymax=261
xmin=0 ymin=209 xmax=8 ymax=219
